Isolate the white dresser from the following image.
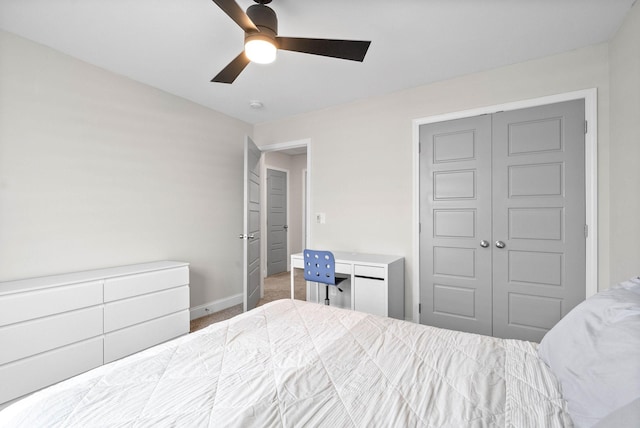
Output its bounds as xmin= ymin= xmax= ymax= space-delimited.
xmin=0 ymin=261 xmax=189 ymax=407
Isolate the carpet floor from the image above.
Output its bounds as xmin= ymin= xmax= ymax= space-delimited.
xmin=190 ymin=270 xmax=306 ymax=332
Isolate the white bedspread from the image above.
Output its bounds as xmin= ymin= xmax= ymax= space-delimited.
xmin=0 ymin=299 xmax=572 ymax=427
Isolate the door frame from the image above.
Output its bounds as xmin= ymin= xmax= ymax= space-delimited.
xmin=259 ymin=138 xmax=312 ymax=275
xmin=412 ymin=88 xmax=598 ymax=323
xmin=302 ymin=168 xmax=308 ymax=250
xmin=264 ymin=166 xmax=290 ymax=278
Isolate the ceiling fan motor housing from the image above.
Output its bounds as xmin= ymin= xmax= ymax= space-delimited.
xmin=245 ymin=4 xmax=278 ymax=46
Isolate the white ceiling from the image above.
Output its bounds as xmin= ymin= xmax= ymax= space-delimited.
xmin=0 ymin=0 xmax=634 ymax=124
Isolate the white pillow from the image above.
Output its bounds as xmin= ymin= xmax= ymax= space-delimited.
xmin=593 ymin=397 xmax=640 ymax=428
xmin=616 ymin=276 xmax=640 ymax=295
xmin=538 ymin=277 xmax=640 ymax=428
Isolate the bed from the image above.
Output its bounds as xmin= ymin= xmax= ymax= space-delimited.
xmin=1 ymin=278 xmax=639 ymax=427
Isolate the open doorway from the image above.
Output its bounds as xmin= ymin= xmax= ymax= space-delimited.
xmin=260 ymin=139 xmax=310 ymax=302
xmin=266 ymin=167 xmax=288 ymax=277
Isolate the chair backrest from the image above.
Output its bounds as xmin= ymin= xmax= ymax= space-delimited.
xmin=303 ymin=249 xmax=337 ymax=285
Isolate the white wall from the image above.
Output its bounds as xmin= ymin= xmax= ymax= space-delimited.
xmin=254 ymin=43 xmax=611 ymax=318
xmin=0 ymin=31 xmax=252 ymax=310
xmin=4 ymin=8 xmax=638 ymax=319
xmin=609 ymin=2 xmax=640 ymax=283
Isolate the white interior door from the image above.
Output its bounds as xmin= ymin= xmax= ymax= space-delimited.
xmin=243 ymin=137 xmax=261 ymax=312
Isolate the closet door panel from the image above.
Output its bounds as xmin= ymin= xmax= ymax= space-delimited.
xmin=492 ymin=99 xmax=586 ymax=342
xmin=419 ymin=116 xmax=493 ymax=336
xmin=509 ymin=208 xmax=563 ymax=240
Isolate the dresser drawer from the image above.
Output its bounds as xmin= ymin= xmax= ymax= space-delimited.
xmin=104 ymin=267 xmax=189 ymax=302
xmin=335 ymin=263 xmax=351 ymax=275
xmin=0 ymin=306 xmax=103 ymax=365
xmin=104 ymin=310 xmax=189 ymax=363
xmin=104 ymin=285 xmax=189 ymax=333
xmin=0 ymin=281 xmax=103 ymax=327
xmin=354 ymin=264 xmax=386 ymax=280
xmin=0 ymin=337 xmax=103 ymax=404
xmin=299 ymin=259 xmax=350 ymax=275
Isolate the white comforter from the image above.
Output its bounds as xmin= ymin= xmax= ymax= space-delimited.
xmin=0 ymin=299 xmax=572 ymax=427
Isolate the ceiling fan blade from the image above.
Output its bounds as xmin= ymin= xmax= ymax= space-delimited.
xmin=211 ymin=0 xmax=258 ymax=33
xmin=211 ymin=52 xmax=251 ymax=83
xmin=276 ymin=37 xmax=371 ymax=62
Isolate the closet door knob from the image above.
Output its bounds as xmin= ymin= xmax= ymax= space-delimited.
xmin=480 ymin=240 xmax=490 ymax=248
xmin=495 ymin=240 xmax=506 ymax=249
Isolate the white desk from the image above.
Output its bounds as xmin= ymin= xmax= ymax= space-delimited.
xmin=291 ymin=252 xmax=404 ymax=319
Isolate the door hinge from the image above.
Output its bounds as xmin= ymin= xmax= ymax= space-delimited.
xmin=419 ymin=222 xmax=421 ymax=233
xmin=584 ymin=224 xmax=589 ymax=238
xmin=585 ymin=120 xmax=588 ymax=134
xmin=418 ymin=142 xmax=422 ymax=153
xmin=418 ymin=303 xmax=422 ymax=314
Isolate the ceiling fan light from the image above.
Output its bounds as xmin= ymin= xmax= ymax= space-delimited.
xmin=245 ymin=38 xmax=276 ymax=64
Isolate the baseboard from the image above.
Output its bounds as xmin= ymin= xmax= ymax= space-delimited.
xmin=190 ymin=293 xmax=243 ymax=320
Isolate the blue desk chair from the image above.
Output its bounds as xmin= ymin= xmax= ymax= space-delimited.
xmin=303 ymin=249 xmax=347 ymax=305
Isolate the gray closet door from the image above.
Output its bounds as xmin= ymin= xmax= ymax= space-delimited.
xmin=492 ymin=100 xmax=585 ymax=341
xmin=267 ymin=169 xmax=287 ymax=276
xmin=420 ymin=99 xmax=586 ymax=341
xmin=419 ymin=115 xmax=493 ymax=335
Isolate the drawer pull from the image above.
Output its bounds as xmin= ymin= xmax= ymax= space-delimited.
xmin=354 ymin=275 xmax=384 ymax=281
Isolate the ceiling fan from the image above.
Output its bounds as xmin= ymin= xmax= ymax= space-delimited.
xmin=210 ymin=0 xmax=372 ymax=83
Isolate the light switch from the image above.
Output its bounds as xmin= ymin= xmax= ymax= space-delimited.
xmin=316 ymin=213 xmax=326 ymax=224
